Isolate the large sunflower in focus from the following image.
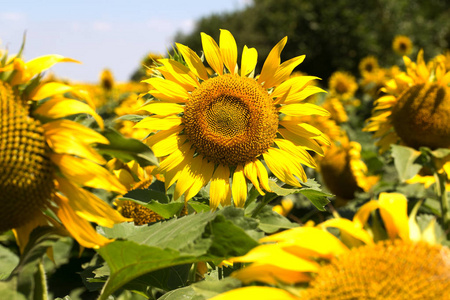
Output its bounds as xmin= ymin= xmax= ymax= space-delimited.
xmin=364 ymin=50 xmax=450 ymax=153
xmin=212 ymin=193 xmax=450 ymax=300
xmin=0 ymin=51 xmax=128 ymax=251
xmin=136 ymin=30 xmax=329 ymax=209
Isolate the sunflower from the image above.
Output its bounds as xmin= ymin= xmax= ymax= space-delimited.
xmin=100 ymin=68 xmax=114 ymax=91
xmin=392 ymin=35 xmax=413 ymax=56
xmin=136 ymin=29 xmax=329 ymax=209
xmin=358 ymin=55 xmax=379 ymax=76
xmin=328 ymin=71 xmax=358 ymax=101
xmin=321 ymin=97 xmax=348 ymax=123
xmin=212 ymin=192 xmax=449 ymax=300
xmin=0 ymin=51 xmax=129 ymax=251
xmin=317 ymin=140 xmax=379 ymax=204
xmin=363 ymin=50 xmax=450 ymax=153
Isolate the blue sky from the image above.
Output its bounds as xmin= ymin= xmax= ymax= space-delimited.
xmin=0 ymin=0 xmax=249 ymax=82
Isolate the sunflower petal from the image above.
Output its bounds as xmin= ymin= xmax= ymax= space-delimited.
xmin=201 ymin=32 xmax=224 ymax=75
xmin=143 ymin=77 xmax=189 ymax=102
xmin=185 ymin=160 xmax=215 ymax=200
xmin=244 ymin=160 xmax=265 ymax=195
xmin=279 ymin=103 xmax=330 ymax=117
xmin=134 ymin=115 xmax=182 ymax=130
xmin=210 ymin=164 xmax=231 ymax=210
xmin=254 ymin=159 xmax=271 ymax=192
xmin=241 ymin=46 xmax=258 ymax=77
xmin=176 ymin=43 xmax=209 ymax=81
xmin=219 ymin=29 xmax=237 ymax=74
xmin=157 ymin=58 xmax=199 ymax=90
xmin=210 ymin=286 xmax=299 ymax=300
xmin=30 ymin=82 xmax=73 ymax=100
xmin=139 ymin=102 xmax=184 ymax=116
xmin=278 ymin=128 xmax=324 ymax=155
xmin=258 ymin=36 xmax=287 ymax=86
xmin=264 ymin=55 xmax=305 ymax=88
xmin=263 ymin=148 xmax=305 ymax=187
xmin=231 ymin=263 xmax=311 ymax=285
xmin=378 ymin=192 xmax=410 ymax=241
xmin=232 ymin=165 xmax=247 ymax=207
xmin=320 ymin=218 xmax=374 ymax=246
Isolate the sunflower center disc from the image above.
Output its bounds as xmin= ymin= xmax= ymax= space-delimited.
xmin=0 ymin=82 xmax=54 ymax=232
xmin=303 ymin=240 xmax=450 ymax=300
xmin=183 ymin=74 xmax=278 ymax=166
xmin=391 ymin=83 xmax=450 ymax=149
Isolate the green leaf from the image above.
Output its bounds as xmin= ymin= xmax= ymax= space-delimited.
xmin=96 ymin=127 xmax=158 ymax=167
xmin=0 ymin=244 xmax=19 ymax=280
xmin=0 ymin=282 xmax=27 ymax=300
xmin=115 ymin=114 xmax=146 ymax=123
xmin=391 ymin=144 xmax=422 ymax=181
xmin=268 ymin=180 xmax=331 ymax=211
xmin=187 ymin=201 xmax=211 ymax=213
xmin=96 ymin=209 xmax=259 ymax=299
xmin=253 ymin=206 xmax=298 ymax=233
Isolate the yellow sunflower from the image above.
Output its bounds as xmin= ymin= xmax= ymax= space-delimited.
xmin=392 ymin=35 xmax=413 ymax=56
xmin=322 ymin=97 xmax=349 ymax=123
xmin=328 ymin=71 xmax=358 ymax=101
xmin=358 ymin=55 xmax=379 ymax=76
xmin=100 ymin=68 xmax=114 ymax=91
xmin=212 ymin=192 xmax=449 ymax=300
xmin=363 ymin=50 xmax=450 ymax=153
xmin=136 ymin=29 xmax=329 ymax=209
xmin=317 ymin=140 xmax=379 ymax=204
xmin=0 ymin=51 xmax=129 ymax=251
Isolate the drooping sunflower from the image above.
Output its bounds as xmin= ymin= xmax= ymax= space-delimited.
xmin=136 ymin=30 xmax=329 ymax=209
xmin=212 ymin=192 xmax=450 ymax=300
xmin=317 ymin=139 xmax=379 ymax=204
xmin=363 ymin=50 xmax=450 ymax=153
xmin=392 ymin=35 xmax=413 ymax=56
xmin=0 ymin=51 xmax=129 ymax=251
xmin=328 ymin=71 xmax=358 ymax=101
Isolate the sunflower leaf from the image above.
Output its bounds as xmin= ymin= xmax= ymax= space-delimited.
xmin=96 ymin=127 xmax=158 ymax=167
xmin=391 ymin=144 xmax=422 ymax=181
xmin=96 ymin=209 xmax=259 ymax=299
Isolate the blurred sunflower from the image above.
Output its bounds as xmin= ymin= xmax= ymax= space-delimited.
xmin=100 ymin=68 xmax=114 ymax=91
xmin=363 ymin=50 xmax=450 ymax=152
xmin=392 ymin=35 xmax=413 ymax=56
xmin=213 ymin=193 xmax=449 ymax=300
xmin=358 ymin=55 xmax=379 ymax=76
xmin=317 ymin=140 xmax=379 ymax=205
xmin=322 ymin=97 xmax=348 ymax=123
xmin=328 ymin=71 xmax=358 ymax=101
xmin=0 ymin=51 xmax=128 ymax=251
xmin=136 ymin=29 xmax=329 ymax=209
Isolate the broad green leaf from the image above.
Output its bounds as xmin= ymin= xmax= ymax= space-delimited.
xmin=0 ymin=281 xmax=27 ymax=300
xmin=253 ymin=206 xmax=298 ymax=233
xmin=187 ymin=200 xmax=211 ymax=213
xmin=268 ymin=180 xmax=331 ymax=211
xmin=217 ymin=207 xmax=263 ymax=241
xmin=0 ymin=244 xmax=19 ymax=280
xmin=391 ymin=144 xmax=422 ymax=181
xmin=96 ymin=209 xmax=259 ymax=299
xmin=96 ymin=127 xmax=158 ymax=167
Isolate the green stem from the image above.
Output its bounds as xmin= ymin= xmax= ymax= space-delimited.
xmin=251 ymin=194 xmax=278 ymax=218
xmin=33 ymin=259 xmax=48 ymax=300
xmin=434 ymin=171 xmax=450 ymax=239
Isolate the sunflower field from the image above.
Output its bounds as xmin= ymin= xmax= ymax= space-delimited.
xmin=1 ymin=1 xmax=450 ymax=299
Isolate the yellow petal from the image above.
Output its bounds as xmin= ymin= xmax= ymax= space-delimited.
xmin=145 ymin=125 xmax=185 ymax=157
xmin=143 ymin=77 xmax=189 ymax=103
xmin=278 ymin=128 xmax=324 ymax=155
xmin=134 ymin=115 xmax=182 ymax=130
xmin=319 ymin=218 xmax=374 ymax=246
xmin=241 ymin=46 xmax=258 ymax=77
xmin=283 ymin=86 xmax=327 ymax=104
xmin=157 ymin=58 xmax=199 ymax=90
xmin=219 ymin=29 xmax=237 ymax=74
xmin=57 ymin=177 xmax=130 ymax=227
xmin=232 ymin=165 xmax=247 ymax=207
xmin=378 ymin=192 xmax=410 ymax=241
xmin=271 ymin=76 xmax=320 ymax=99
xmin=279 ymin=103 xmax=330 ymax=117
xmin=264 ymin=55 xmax=305 ymax=88
xmin=43 ymin=122 xmax=106 ymax=164
xmin=244 ymin=160 xmax=264 ymax=195
xmin=210 ymin=286 xmax=299 ymax=300
xmin=258 ymin=37 xmax=287 ymax=85
xmin=261 ymin=226 xmax=349 ymax=259
xmin=30 ymin=82 xmax=73 ymax=100
xmin=53 ymin=194 xmax=112 ymax=249
xmin=210 ymin=164 xmax=231 ymax=210
xmin=173 ymin=154 xmax=201 ymax=200
xmin=263 ymin=148 xmax=305 ymax=187
xmin=184 ymin=159 xmax=215 ymax=200
xmin=176 ymin=43 xmax=209 ymax=81
xmin=139 ymin=102 xmax=184 ymax=116
xmin=274 ymin=139 xmax=317 ymax=169
xmin=158 ymin=142 xmax=192 ymax=173
xmin=231 ymin=263 xmax=311 ymax=285
xmin=13 ymin=213 xmax=51 ymax=254
xmin=50 ymin=154 xmax=126 ymax=194
xmin=43 ymin=119 xmax=108 ymax=145
xmin=34 ymin=97 xmax=104 ymax=129
xmin=201 ymin=32 xmax=224 ymax=75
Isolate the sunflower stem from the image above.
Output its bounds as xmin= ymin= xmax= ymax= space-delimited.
xmin=251 ymin=194 xmax=278 ymax=218
xmin=434 ymin=171 xmax=450 ymax=239
xmin=33 ymin=259 xmax=48 ymax=300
